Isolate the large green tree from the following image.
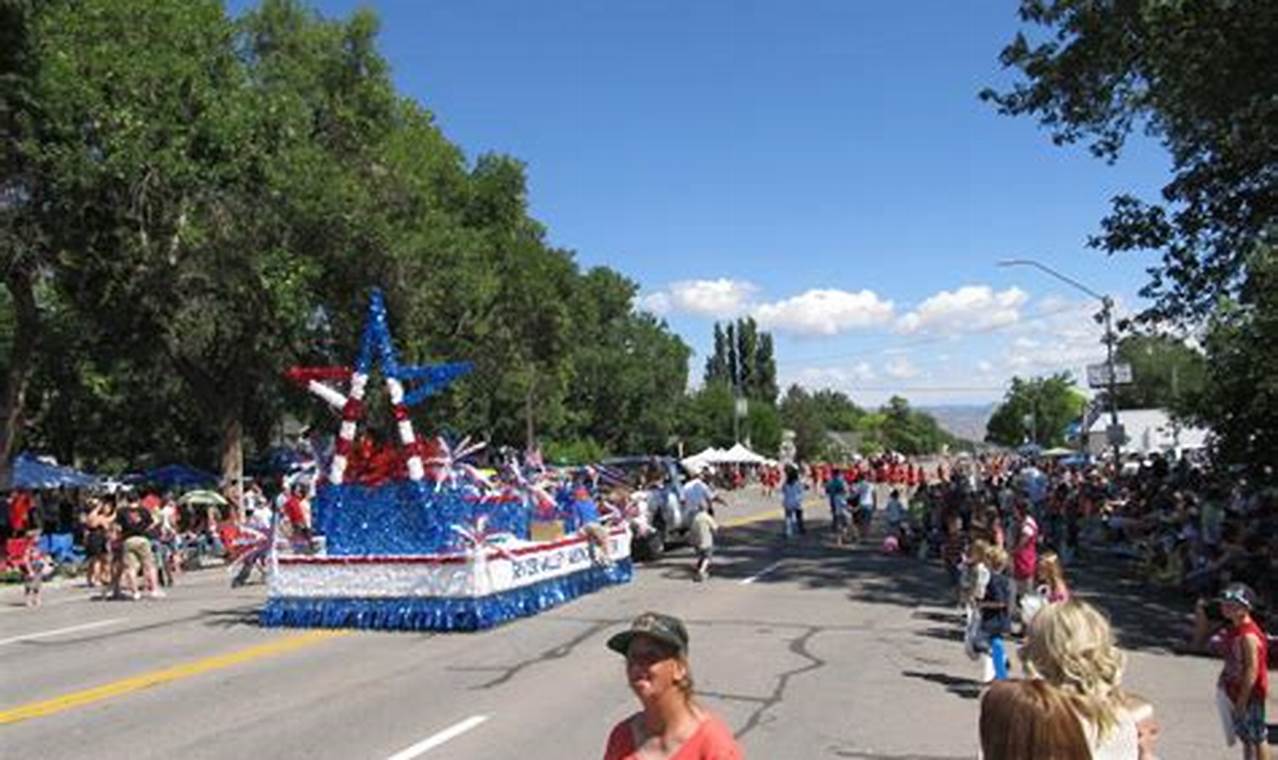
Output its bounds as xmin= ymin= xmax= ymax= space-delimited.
xmin=24 ymin=0 xmax=408 ymax=486
xmin=702 ymin=316 xmax=777 ymax=403
xmin=2 ymin=0 xmax=696 ymax=478
xmin=778 ymin=385 xmax=827 ymax=461
xmin=560 ymin=266 xmax=690 ymax=455
xmin=1112 ymin=333 xmax=1206 ymax=412
xmin=0 ymin=0 xmax=51 ymax=485
xmin=983 ymin=0 xmax=1278 ymax=326
xmin=1186 ymin=244 xmax=1278 ymax=482
xmin=986 ymin=373 xmax=1086 ymax=448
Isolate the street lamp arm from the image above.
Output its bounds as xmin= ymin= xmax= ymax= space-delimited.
xmin=997 ymin=259 xmax=1108 ymax=303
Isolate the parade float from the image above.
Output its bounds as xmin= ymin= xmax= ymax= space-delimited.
xmin=261 ymin=289 xmax=631 ymax=632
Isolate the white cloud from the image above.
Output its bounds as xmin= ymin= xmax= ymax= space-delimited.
xmin=1004 ymin=319 xmax=1107 ymax=375
xmin=754 ymin=289 xmax=895 ymax=336
xmin=976 ymin=360 xmax=994 ymax=374
xmin=635 ymin=292 xmax=671 ymax=315
xmin=897 ymin=285 xmax=1029 ymax=335
xmin=884 ymin=357 xmax=920 ymax=379
xmin=670 ymin=278 xmax=758 ymax=317
xmin=636 ymin=278 xmax=758 ymax=318
xmin=786 ymin=363 xmax=877 ymax=389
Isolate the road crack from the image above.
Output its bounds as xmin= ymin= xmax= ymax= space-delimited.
xmin=732 ymin=625 xmax=827 ymax=740
xmin=463 ymin=619 xmax=622 ymax=690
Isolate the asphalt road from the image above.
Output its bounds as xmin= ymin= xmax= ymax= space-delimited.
xmin=0 ymin=487 xmax=1265 ymax=759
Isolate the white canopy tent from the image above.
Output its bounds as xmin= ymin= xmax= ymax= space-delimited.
xmin=722 ymin=443 xmax=770 ymax=465
xmin=681 ymin=443 xmax=777 ymax=471
xmin=681 ymin=447 xmax=725 ymax=472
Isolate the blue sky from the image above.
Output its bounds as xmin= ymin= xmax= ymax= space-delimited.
xmin=246 ymin=0 xmax=1174 ymax=407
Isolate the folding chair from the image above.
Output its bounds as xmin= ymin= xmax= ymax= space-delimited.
xmin=4 ymin=537 xmax=31 ymax=572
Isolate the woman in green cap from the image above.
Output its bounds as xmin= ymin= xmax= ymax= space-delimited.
xmin=603 ymin=612 xmax=743 ymax=759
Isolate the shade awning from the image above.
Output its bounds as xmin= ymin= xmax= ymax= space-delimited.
xmin=10 ymin=453 xmax=100 ymax=490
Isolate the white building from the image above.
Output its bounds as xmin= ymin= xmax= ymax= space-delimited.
xmin=1086 ymin=408 xmax=1210 ymax=458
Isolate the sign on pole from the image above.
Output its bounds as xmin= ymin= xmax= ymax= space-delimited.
xmin=1086 ymin=362 xmax=1133 ymax=388
xmin=734 ymin=397 xmax=748 ymax=418
xmin=1106 ymin=424 xmax=1127 ymax=446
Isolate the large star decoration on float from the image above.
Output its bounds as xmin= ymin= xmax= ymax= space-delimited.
xmin=285 ymin=288 xmax=472 ymax=484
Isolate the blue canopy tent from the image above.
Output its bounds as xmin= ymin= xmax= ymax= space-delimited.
xmin=11 ymin=453 xmax=100 ymax=490
xmin=129 ymin=464 xmax=219 ymax=489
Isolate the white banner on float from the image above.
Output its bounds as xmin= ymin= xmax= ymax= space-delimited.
xmin=270 ymin=529 xmax=630 ymax=600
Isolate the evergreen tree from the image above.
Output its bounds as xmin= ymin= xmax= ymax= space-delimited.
xmin=725 ymin=322 xmax=738 ymax=391
xmin=736 ymin=317 xmax=757 ymax=398
xmin=753 ymin=332 xmax=779 ymax=403
xmin=704 ymin=322 xmax=729 ymax=385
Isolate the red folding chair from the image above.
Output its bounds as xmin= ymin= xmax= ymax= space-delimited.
xmin=4 ymin=537 xmax=32 ymax=572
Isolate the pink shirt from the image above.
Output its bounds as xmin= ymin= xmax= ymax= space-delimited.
xmin=1012 ymin=515 xmax=1038 ymax=580
xmin=604 ymin=714 xmax=742 ymax=760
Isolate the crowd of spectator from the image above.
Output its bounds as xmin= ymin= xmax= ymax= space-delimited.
xmin=3 ymin=479 xmax=314 ymax=600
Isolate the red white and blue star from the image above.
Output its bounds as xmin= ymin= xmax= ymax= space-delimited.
xmin=284 ymin=289 xmax=471 ymax=486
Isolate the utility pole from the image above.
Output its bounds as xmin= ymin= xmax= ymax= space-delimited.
xmin=1101 ymin=296 xmax=1121 ymax=468
xmin=999 ymin=258 xmax=1125 ymax=468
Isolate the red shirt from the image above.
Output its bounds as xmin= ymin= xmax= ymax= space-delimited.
xmin=8 ymin=491 xmax=32 ymax=533
xmin=1012 ymin=515 xmax=1038 ymax=580
xmin=283 ymin=495 xmax=307 ymax=528
xmin=604 ymin=714 xmax=741 ymax=760
xmin=1219 ymin=618 xmax=1269 ymax=702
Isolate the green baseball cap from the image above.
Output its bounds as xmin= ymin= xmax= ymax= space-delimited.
xmin=606 ymin=612 xmax=689 ymax=656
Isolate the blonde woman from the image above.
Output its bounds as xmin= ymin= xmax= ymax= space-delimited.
xmin=1022 ymin=599 xmax=1141 ymax=759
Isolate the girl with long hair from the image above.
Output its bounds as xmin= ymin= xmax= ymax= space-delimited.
xmin=980 ymin=679 xmax=1092 ymax=760
xmin=1037 ymin=551 xmax=1072 ymax=604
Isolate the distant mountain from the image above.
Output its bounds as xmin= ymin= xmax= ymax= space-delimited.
xmin=920 ymin=403 xmax=997 ymax=443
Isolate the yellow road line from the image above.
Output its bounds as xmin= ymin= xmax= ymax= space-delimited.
xmin=0 ymin=629 xmax=347 ymax=726
xmin=722 ymin=509 xmax=782 ymax=528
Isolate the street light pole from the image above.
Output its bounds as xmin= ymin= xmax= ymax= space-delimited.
xmin=998 ymin=258 xmax=1123 ymax=467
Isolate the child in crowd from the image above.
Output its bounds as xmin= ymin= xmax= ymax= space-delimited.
xmin=780 ymin=465 xmax=806 ymax=538
xmin=884 ymin=489 xmax=907 ymax=538
xmin=941 ymin=513 xmax=966 ymax=599
xmin=1037 ymin=551 xmax=1072 ymax=604
xmin=961 ymin=539 xmax=993 ymax=608
xmin=1124 ymin=693 xmax=1162 ymax=760
xmin=690 ymin=507 xmax=718 ymax=582
xmin=834 ymin=493 xmax=854 ymax=546
xmin=976 ymin=545 xmax=1014 ymax=683
xmin=1212 ymin=583 xmax=1270 ymax=760
xmin=21 ymin=528 xmax=46 ymax=607
xmin=962 ymin=540 xmax=993 ymax=661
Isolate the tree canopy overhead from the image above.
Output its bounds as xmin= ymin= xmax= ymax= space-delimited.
xmin=982 ymin=0 xmax=1278 ymax=326
xmin=0 ymin=0 xmax=693 ymax=477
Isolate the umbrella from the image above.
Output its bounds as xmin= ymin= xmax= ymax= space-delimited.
xmin=10 ymin=453 xmax=100 ymax=490
xmin=178 ymin=489 xmax=228 ymax=507
xmin=131 ymin=464 xmax=218 ymax=488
